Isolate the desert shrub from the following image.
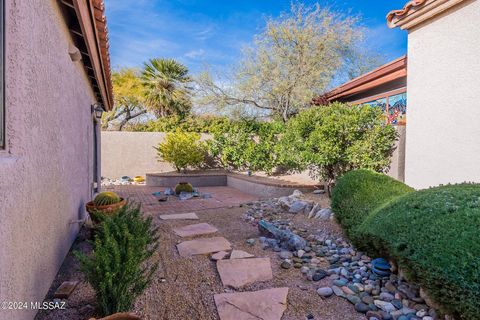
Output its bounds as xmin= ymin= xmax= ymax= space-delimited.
xmin=75 ymin=203 xmax=158 ymax=316
xmin=331 ymin=169 xmax=414 ymax=237
xmin=129 ymin=115 xmax=230 ymax=133
xmin=207 ymin=119 xmax=284 ymax=174
xmin=355 ymin=184 xmax=480 ymax=319
xmin=155 ymin=129 xmax=206 ymax=172
xmin=279 ymin=102 xmax=397 ymax=192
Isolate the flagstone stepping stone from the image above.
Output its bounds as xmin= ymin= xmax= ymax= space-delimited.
xmin=214 ymin=287 xmax=288 ymax=320
xmin=229 ymin=250 xmax=254 ymax=259
xmin=159 ymin=212 xmax=199 ymax=220
xmin=53 ymin=281 xmax=78 ymax=299
xmin=173 ymin=223 xmax=218 ymax=237
xmin=211 ymin=251 xmax=229 ymax=261
xmin=217 ymin=257 xmax=273 ymax=288
xmin=177 ymin=237 xmax=232 ymax=257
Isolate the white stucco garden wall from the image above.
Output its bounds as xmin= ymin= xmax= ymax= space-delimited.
xmin=405 ymin=0 xmax=480 ymax=189
xmin=0 ymin=1 xmax=96 ymax=319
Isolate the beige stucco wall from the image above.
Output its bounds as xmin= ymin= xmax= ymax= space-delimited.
xmin=405 ymin=0 xmax=480 ymax=189
xmin=387 ymin=126 xmax=406 ymax=182
xmin=101 ymin=131 xmax=211 ymax=178
xmin=0 ymin=1 xmax=96 ymax=319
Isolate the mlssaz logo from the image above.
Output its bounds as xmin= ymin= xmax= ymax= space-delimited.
xmin=31 ymin=301 xmax=67 ymax=310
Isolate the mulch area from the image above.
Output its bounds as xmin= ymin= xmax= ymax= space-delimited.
xmin=36 ymin=186 xmax=363 ymax=320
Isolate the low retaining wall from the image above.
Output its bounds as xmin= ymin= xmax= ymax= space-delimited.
xmin=147 ymin=172 xmax=228 ymax=187
xmin=146 ymin=171 xmax=319 ymax=198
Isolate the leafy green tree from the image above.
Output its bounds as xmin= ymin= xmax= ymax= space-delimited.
xmin=195 ymin=3 xmax=381 ymax=122
xmin=279 ymin=103 xmax=397 ymax=193
xmin=207 ymin=120 xmax=284 ymax=174
xmin=102 ymin=68 xmax=148 ymax=130
xmin=142 ymin=58 xmax=192 ymax=118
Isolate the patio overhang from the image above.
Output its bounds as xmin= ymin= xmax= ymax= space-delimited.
xmin=59 ymin=0 xmax=113 ymax=111
xmin=313 ymin=56 xmax=407 ymax=104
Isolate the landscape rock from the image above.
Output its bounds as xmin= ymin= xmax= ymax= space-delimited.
xmin=211 ymin=251 xmax=229 ymax=261
xmin=230 ymin=250 xmax=255 ymax=259
xmin=317 ymin=287 xmax=333 ymax=297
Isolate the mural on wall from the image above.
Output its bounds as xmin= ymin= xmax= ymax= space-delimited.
xmin=362 ymin=92 xmax=407 ymax=126
xmin=388 ymin=92 xmax=407 ymax=125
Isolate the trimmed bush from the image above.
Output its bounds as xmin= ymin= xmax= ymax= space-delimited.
xmin=356 ymin=184 xmax=480 ymax=319
xmin=155 ymin=129 xmax=206 ymax=172
xmin=129 ymin=115 xmax=230 ymax=133
xmin=331 ymin=169 xmax=414 ymax=237
xmin=75 ymin=203 xmax=158 ymax=316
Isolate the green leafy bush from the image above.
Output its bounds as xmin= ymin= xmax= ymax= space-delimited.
xmin=279 ymin=103 xmax=397 ymax=191
xmin=129 ymin=115 xmax=230 ymax=133
xmin=331 ymin=169 xmax=413 ymax=237
xmin=207 ymin=119 xmax=284 ymax=174
xmin=155 ymin=129 xmax=206 ymax=172
xmin=355 ymin=184 xmax=480 ymax=319
xmin=75 ymin=203 xmax=158 ymax=316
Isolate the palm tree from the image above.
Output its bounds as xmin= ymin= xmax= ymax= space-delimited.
xmin=141 ymin=58 xmax=192 ymax=118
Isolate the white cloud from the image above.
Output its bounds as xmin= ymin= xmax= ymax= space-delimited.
xmin=184 ymin=49 xmax=206 ymax=59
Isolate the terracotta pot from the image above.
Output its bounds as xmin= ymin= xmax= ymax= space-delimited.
xmin=85 ymin=198 xmax=126 ymax=223
xmin=89 ymin=313 xmax=141 ymax=320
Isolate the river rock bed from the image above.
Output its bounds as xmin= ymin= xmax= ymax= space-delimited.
xmin=242 ymin=191 xmax=440 ymax=320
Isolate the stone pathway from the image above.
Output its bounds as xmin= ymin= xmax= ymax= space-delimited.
xmin=229 ymin=249 xmax=255 ymax=259
xmin=173 ymin=222 xmax=218 ymax=237
xmin=214 ymin=288 xmax=289 ymax=320
xmin=159 ymin=212 xmax=199 ymax=220
xmin=217 ymin=258 xmax=273 ymax=288
xmin=165 ymin=208 xmax=288 ymax=319
xmin=176 ymin=236 xmax=232 ymax=257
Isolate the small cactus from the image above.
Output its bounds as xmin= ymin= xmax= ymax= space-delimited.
xmin=175 ymin=182 xmax=193 ymax=195
xmin=93 ymin=191 xmax=121 ymax=206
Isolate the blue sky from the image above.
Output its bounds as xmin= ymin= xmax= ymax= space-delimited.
xmin=105 ymin=0 xmax=408 ymax=74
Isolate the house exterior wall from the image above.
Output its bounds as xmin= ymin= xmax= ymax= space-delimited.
xmin=405 ymin=0 xmax=480 ymax=189
xmin=0 ymin=1 xmax=96 ymax=319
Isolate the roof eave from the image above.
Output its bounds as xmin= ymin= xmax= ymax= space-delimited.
xmin=317 ymin=56 xmax=407 ymax=103
xmin=387 ymin=0 xmax=468 ymax=30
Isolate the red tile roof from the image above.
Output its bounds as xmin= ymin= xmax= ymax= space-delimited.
xmin=92 ymin=0 xmax=113 ymax=109
xmin=387 ymin=0 xmax=428 ymax=28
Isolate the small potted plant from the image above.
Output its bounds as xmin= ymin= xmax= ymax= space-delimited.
xmin=175 ymin=182 xmax=193 ymax=194
xmin=86 ymin=191 xmax=126 ymax=223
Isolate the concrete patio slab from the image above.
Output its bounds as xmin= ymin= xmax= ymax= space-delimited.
xmin=229 ymin=250 xmax=254 ymax=259
xmin=159 ymin=212 xmax=199 ymax=220
xmin=173 ymin=223 xmax=218 ymax=237
xmin=214 ymin=287 xmax=289 ymax=320
xmin=177 ymin=237 xmax=232 ymax=257
xmin=217 ymin=257 xmax=272 ymax=288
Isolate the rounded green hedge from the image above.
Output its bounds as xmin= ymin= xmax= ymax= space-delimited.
xmin=331 ymin=169 xmax=414 ymax=237
xmin=356 ymin=184 xmax=480 ymax=319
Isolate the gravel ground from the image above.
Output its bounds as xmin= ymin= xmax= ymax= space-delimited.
xmin=35 ymin=193 xmax=364 ymax=320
